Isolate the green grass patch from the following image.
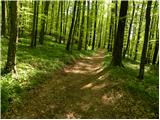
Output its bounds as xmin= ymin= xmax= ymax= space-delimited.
xmin=1 ymin=36 xmax=94 ymax=112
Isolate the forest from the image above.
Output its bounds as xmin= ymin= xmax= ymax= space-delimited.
xmin=1 ymin=0 xmax=159 ymax=119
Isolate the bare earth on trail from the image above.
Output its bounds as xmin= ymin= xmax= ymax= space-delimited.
xmin=2 ymin=50 xmax=156 ymax=119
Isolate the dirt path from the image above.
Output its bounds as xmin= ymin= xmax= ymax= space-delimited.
xmin=2 ymin=50 xmax=157 ymax=119
xmin=4 ymin=50 xmax=111 ymax=119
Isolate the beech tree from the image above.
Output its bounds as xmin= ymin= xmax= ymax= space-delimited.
xmin=92 ymin=1 xmax=97 ymax=50
xmin=111 ymin=1 xmax=128 ymax=67
xmin=138 ymin=1 xmax=152 ymax=80
xmin=1 ymin=1 xmax=6 ymax=37
xmin=66 ymin=1 xmax=77 ymax=51
xmin=5 ymin=1 xmax=17 ymax=73
xmin=39 ymin=1 xmax=50 ymax=45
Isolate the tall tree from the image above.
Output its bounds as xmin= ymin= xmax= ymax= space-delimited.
xmin=152 ymin=29 xmax=159 ymax=64
xmin=39 ymin=1 xmax=50 ymax=45
xmin=31 ymin=1 xmax=38 ymax=47
xmin=49 ymin=2 xmax=54 ymax=35
xmin=64 ymin=1 xmax=70 ymax=36
xmin=85 ymin=0 xmax=90 ymax=50
xmin=92 ymin=1 xmax=97 ymax=50
xmin=123 ymin=1 xmax=135 ymax=58
xmin=34 ymin=1 xmax=39 ymax=47
xmin=59 ymin=1 xmax=63 ymax=43
xmin=107 ymin=3 xmax=114 ymax=52
xmin=111 ymin=1 xmax=128 ymax=67
xmin=1 ymin=1 xmax=6 ymax=37
xmin=55 ymin=1 xmax=60 ymax=42
xmin=134 ymin=2 xmax=145 ymax=61
xmin=78 ymin=1 xmax=86 ymax=50
xmin=66 ymin=1 xmax=77 ymax=51
xmin=138 ymin=1 xmax=152 ymax=80
xmin=4 ymin=1 xmax=17 ymax=74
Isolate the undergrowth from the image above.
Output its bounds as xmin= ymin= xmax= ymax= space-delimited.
xmin=103 ymin=53 xmax=159 ymax=118
xmin=1 ymin=36 xmax=94 ymax=112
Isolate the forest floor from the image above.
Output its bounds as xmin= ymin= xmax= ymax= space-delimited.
xmin=2 ymin=50 xmax=158 ymax=119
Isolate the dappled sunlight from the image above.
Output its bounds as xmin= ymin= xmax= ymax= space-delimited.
xmin=81 ymin=83 xmax=93 ymax=89
xmin=91 ymin=83 xmax=106 ymax=90
xmin=101 ymin=92 xmax=123 ymax=105
xmin=96 ymin=67 xmax=104 ymax=73
xmin=66 ymin=112 xmax=77 ymax=119
xmin=98 ymin=74 xmax=107 ymax=81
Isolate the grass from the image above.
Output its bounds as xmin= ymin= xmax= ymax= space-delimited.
xmin=1 ymin=35 xmax=94 ymax=112
xmin=102 ymin=52 xmax=159 ymax=118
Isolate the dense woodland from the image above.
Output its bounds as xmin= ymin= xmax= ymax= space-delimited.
xmin=1 ymin=0 xmax=159 ymax=119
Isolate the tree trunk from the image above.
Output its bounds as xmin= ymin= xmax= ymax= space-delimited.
xmin=123 ymin=1 xmax=135 ymax=58
xmin=92 ymin=1 xmax=97 ymax=50
xmin=55 ymin=1 xmax=60 ymax=42
xmin=111 ymin=1 xmax=128 ymax=67
xmin=34 ymin=1 xmax=39 ymax=47
xmin=5 ymin=1 xmax=17 ymax=74
xmin=134 ymin=2 xmax=145 ymax=61
xmin=59 ymin=1 xmax=63 ymax=43
xmin=31 ymin=1 xmax=37 ymax=47
xmin=138 ymin=1 xmax=152 ymax=80
xmin=78 ymin=1 xmax=86 ymax=50
xmin=49 ymin=2 xmax=54 ymax=35
xmin=98 ymin=16 xmax=103 ymax=48
xmin=66 ymin=1 xmax=77 ymax=51
xmin=1 ymin=1 xmax=6 ymax=37
xmin=64 ymin=1 xmax=70 ymax=36
xmin=39 ymin=1 xmax=50 ymax=45
xmin=73 ymin=1 xmax=81 ymax=38
xmin=152 ymin=29 xmax=159 ymax=64
xmin=85 ymin=0 xmax=90 ymax=50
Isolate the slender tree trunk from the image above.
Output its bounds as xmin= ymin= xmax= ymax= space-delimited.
xmin=123 ymin=1 xmax=135 ymax=58
xmin=64 ymin=1 xmax=70 ymax=36
xmin=78 ymin=1 xmax=86 ymax=50
xmin=92 ymin=1 xmax=97 ymax=50
xmin=39 ymin=1 xmax=50 ymax=45
xmin=138 ymin=1 xmax=152 ymax=80
xmin=1 ymin=1 xmax=6 ymax=37
xmin=152 ymin=29 xmax=159 ymax=64
xmin=98 ymin=16 xmax=103 ymax=48
xmin=111 ymin=1 xmax=128 ymax=67
xmin=31 ymin=1 xmax=37 ymax=47
xmin=66 ymin=1 xmax=77 ymax=51
xmin=134 ymin=2 xmax=145 ymax=61
xmin=5 ymin=1 xmax=17 ymax=74
xmin=59 ymin=1 xmax=63 ymax=43
xmin=73 ymin=1 xmax=81 ymax=39
xmin=55 ymin=1 xmax=60 ymax=42
xmin=85 ymin=0 xmax=90 ymax=50
xmin=108 ymin=15 xmax=113 ymax=52
xmin=49 ymin=2 xmax=54 ymax=35
xmin=88 ymin=2 xmax=94 ymax=46
xmin=34 ymin=1 xmax=39 ymax=47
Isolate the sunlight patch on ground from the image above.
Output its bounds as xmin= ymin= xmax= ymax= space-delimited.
xmin=96 ymin=67 xmax=104 ymax=73
xmin=101 ymin=92 xmax=123 ymax=105
xmin=66 ymin=112 xmax=78 ymax=119
xmin=81 ymin=83 xmax=93 ymax=89
xmin=98 ymin=74 xmax=106 ymax=81
xmin=91 ymin=83 xmax=106 ymax=90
